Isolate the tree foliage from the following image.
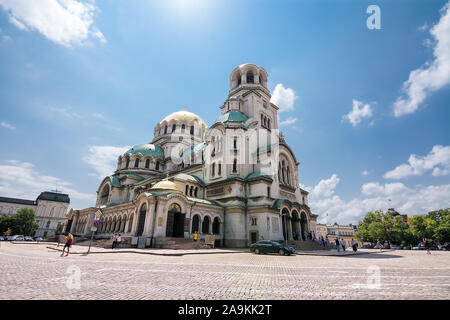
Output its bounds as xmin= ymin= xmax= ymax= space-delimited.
xmin=0 ymin=208 xmax=40 ymax=236
xmin=356 ymin=208 xmax=449 ymax=245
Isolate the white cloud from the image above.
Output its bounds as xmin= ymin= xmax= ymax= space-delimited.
xmin=48 ymin=106 xmax=81 ymax=119
xmin=270 ymin=83 xmax=298 ymax=112
xmin=0 ymin=0 xmax=106 ymax=47
xmin=393 ymin=2 xmax=450 ymax=117
xmin=362 ymin=170 xmax=370 ymax=176
xmin=83 ymin=145 xmax=131 ymax=179
xmin=342 ymin=99 xmax=373 ymax=127
xmin=309 ymin=174 xmax=340 ymax=199
xmin=306 ymin=174 xmax=450 ymax=225
xmin=279 ymin=117 xmax=298 ymax=126
xmin=92 ymin=112 xmax=105 ymax=120
xmin=384 ymin=145 xmax=450 ymax=179
xmin=1 ymin=121 xmax=16 ymax=130
xmin=0 ymin=160 xmax=94 ymax=205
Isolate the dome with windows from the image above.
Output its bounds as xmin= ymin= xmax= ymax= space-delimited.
xmin=150 ymin=176 xmax=181 ymax=192
xmin=229 ymin=63 xmax=269 ymax=91
xmin=123 ymin=144 xmax=164 ymax=158
xmin=159 ymin=110 xmax=207 ymax=127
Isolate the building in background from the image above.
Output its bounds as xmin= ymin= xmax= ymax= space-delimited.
xmin=387 ymin=208 xmax=408 ymax=223
xmin=0 ymin=191 xmax=70 ymax=237
xmin=315 ymin=222 xmax=360 ymax=246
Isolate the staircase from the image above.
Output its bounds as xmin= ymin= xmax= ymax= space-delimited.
xmin=286 ymin=240 xmax=328 ymax=251
xmin=153 ymin=237 xmax=198 ymax=250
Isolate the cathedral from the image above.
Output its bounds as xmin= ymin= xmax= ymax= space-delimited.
xmin=65 ymin=63 xmax=317 ymax=248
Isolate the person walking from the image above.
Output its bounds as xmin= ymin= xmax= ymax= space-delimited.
xmin=57 ymin=233 xmax=65 ymax=247
xmin=424 ymin=238 xmax=431 ymax=255
xmin=335 ymin=237 xmax=340 ymax=252
xmin=352 ymin=238 xmax=358 ymax=252
xmin=112 ymin=233 xmax=118 ymax=249
xmin=117 ymin=234 xmax=121 ymax=249
xmin=325 ymin=237 xmax=330 ymax=250
xmin=341 ymin=238 xmax=346 ymax=252
xmin=376 ymin=239 xmax=383 ymax=252
xmin=61 ymin=233 xmax=73 ymax=256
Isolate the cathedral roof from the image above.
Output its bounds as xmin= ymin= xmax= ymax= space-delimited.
xmin=159 ymin=110 xmax=207 ymax=127
xmin=150 ymin=175 xmax=181 ymax=192
xmin=124 ymin=144 xmax=164 ymax=158
xmin=214 ymin=111 xmax=249 ymax=124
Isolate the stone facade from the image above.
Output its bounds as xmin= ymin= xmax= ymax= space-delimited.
xmin=65 ymin=63 xmax=317 ymax=248
xmin=0 ymin=192 xmax=70 ymax=237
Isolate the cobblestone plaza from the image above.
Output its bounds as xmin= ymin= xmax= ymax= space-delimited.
xmin=1 ymin=242 xmax=449 ymax=300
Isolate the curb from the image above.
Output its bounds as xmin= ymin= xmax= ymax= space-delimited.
xmin=46 ymin=246 xmax=247 ymax=257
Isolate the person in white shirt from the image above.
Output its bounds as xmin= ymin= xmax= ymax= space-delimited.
xmin=117 ymin=234 xmax=122 ymax=249
xmin=340 ymin=238 xmax=347 ymax=251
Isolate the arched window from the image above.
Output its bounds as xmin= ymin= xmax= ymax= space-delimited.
xmin=267 ymin=119 xmax=270 ymax=128
xmin=155 ymin=161 xmax=160 ymax=171
xmin=121 ymin=216 xmax=127 ymax=232
xmin=185 ymin=185 xmax=189 ymax=195
xmin=211 ymin=163 xmax=215 ymax=177
xmin=237 ymin=75 xmax=241 ymax=86
xmin=212 ymin=217 xmax=220 ymax=234
xmin=287 ymin=167 xmax=290 ymax=185
xmin=261 ymin=114 xmax=263 ymax=124
xmin=128 ymin=215 xmax=133 ymax=233
xmin=264 ymin=117 xmax=267 ymax=127
xmin=145 ymin=159 xmax=150 ymax=168
xmin=194 ymin=187 xmax=198 ymax=197
xmin=247 ymin=71 xmax=254 ymax=83
xmin=181 ymin=124 xmax=185 ymax=133
xmin=190 ymin=186 xmax=193 ymax=197
xmin=125 ymin=157 xmax=130 ymax=169
xmin=134 ymin=158 xmax=140 ymax=168
xmin=190 ymin=126 xmax=194 ymax=135
xmin=100 ymin=185 xmax=109 ymax=206
xmin=191 ymin=215 xmax=200 ymax=233
xmin=172 ymin=124 xmax=176 ymax=132
xmin=218 ymin=163 xmax=221 ymax=176
xmin=164 ymin=126 xmax=168 ymax=134
xmin=233 ymin=158 xmax=237 ymax=173
xmin=202 ymin=216 xmax=210 ymax=234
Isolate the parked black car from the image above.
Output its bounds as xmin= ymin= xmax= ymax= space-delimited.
xmin=250 ymin=240 xmax=295 ymax=255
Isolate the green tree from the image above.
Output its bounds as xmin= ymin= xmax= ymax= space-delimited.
xmin=0 ymin=214 xmax=14 ymax=235
xmin=408 ymin=215 xmax=435 ymax=241
xmin=55 ymin=222 xmax=64 ymax=235
xmin=12 ymin=208 xmax=40 ymax=236
xmin=3 ymin=227 xmax=12 ymax=237
xmin=356 ymin=210 xmax=411 ymax=244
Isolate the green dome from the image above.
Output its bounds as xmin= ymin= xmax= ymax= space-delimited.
xmin=214 ymin=111 xmax=249 ymax=124
xmin=124 ymin=144 xmax=164 ymax=158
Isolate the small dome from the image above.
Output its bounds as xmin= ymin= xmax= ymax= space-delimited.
xmin=159 ymin=110 xmax=207 ymax=128
xmin=124 ymin=144 xmax=164 ymax=158
xmin=151 ymin=175 xmax=181 ymax=192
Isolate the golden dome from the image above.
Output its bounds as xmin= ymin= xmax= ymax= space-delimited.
xmin=151 ymin=175 xmax=181 ymax=192
xmin=159 ymin=110 xmax=207 ymax=128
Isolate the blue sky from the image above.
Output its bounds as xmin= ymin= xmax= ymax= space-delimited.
xmin=0 ymin=0 xmax=449 ymax=224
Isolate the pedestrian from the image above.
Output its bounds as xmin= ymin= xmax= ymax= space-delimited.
xmin=341 ymin=238 xmax=346 ymax=252
xmin=424 ymin=238 xmax=431 ymax=255
xmin=376 ymin=239 xmax=383 ymax=252
xmin=352 ymin=238 xmax=357 ymax=252
xmin=325 ymin=237 xmax=330 ymax=250
xmin=57 ymin=233 xmax=64 ymax=247
xmin=335 ymin=237 xmax=340 ymax=252
xmin=112 ymin=233 xmax=118 ymax=249
xmin=318 ymin=237 xmax=323 ymax=246
xmin=117 ymin=234 xmax=121 ymax=249
xmin=61 ymin=233 xmax=73 ymax=256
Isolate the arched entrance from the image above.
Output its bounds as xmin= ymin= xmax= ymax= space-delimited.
xmin=166 ymin=203 xmax=185 ymax=237
xmin=292 ymin=211 xmax=299 ymax=240
xmin=136 ymin=204 xmax=147 ymax=236
xmin=300 ymin=211 xmax=308 ymax=240
xmin=202 ymin=216 xmax=210 ymax=234
xmin=281 ymin=208 xmax=289 ymax=241
xmin=191 ymin=215 xmax=200 ymax=233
